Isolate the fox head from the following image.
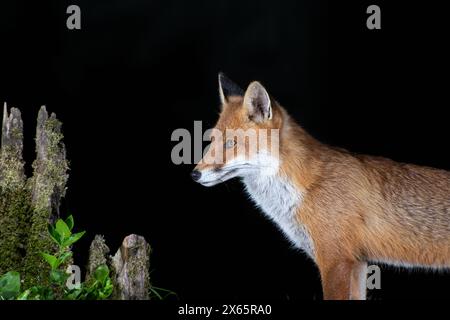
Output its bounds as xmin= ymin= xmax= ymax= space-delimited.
xmin=192 ymin=73 xmax=283 ymax=186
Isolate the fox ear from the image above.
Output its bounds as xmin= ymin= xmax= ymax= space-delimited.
xmin=243 ymin=81 xmax=272 ymax=122
xmin=218 ymin=72 xmax=244 ymax=104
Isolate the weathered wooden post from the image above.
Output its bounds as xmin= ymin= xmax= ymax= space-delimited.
xmin=0 ymin=103 xmax=29 ymax=275
xmin=111 ymin=234 xmax=151 ymax=300
xmin=87 ymin=234 xmax=151 ymax=300
xmin=30 ymin=106 xmax=69 ymax=220
xmin=87 ymin=235 xmax=110 ymax=277
xmin=23 ymin=106 xmax=69 ymax=286
xmin=0 ymin=103 xmax=26 ymax=189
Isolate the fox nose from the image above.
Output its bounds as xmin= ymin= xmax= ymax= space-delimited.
xmin=191 ymin=170 xmax=201 ymax=182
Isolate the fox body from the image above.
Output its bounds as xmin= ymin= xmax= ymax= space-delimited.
xmin=192 ymin=73 xmax=450 ymax=300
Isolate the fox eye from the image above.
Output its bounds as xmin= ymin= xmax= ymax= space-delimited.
xmin=224 ymin=139 xmax=236 ymax=149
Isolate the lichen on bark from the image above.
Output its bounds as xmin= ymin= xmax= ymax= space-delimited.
xmin=0 ymin=187 xmax=32 ymax=275
xmin=111 ymin=234 xmax=151 ymax=300
xmin=13 ymin=106 xmax=69 ymax=287
xmin=0 ymin=104 xmax=26 ymax=189
xmin=87 ymin=234 xmax=152 ymax=300
xmin=87 ymin=235 xmax=110 ymax=279
xmin=0 ymin=104 xmax=30 ymax=275
xmin=30 ymin=106 xmax=69 ymax=218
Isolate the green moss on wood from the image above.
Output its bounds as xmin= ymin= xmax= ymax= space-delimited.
xmin=31 ymin=108 xmax=69 ymax=216
xmin=23 ymin=107 xmax=69 ymax=287
xmin=0 ymin=106 xmax=29 ymax=275
xmin=21 ymin=208 xmax=55 ymax=287
xmin=0 ymin=105 xmax=69 ymax=288
xmin=0 ymin=187 xmax=32 ymax=275
xmin=87 ymin=235 xmax=110 ymax=280
xmin=0 ymin=146 xmax=26 ymax=189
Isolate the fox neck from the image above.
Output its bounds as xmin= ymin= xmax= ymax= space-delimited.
xmin=240 ymin=108 xmax=320 ymax=256
xmin=242 ymin=107 xmax=322 ymax=191
xmin=267 ymin=107 xmax=323 ymax=190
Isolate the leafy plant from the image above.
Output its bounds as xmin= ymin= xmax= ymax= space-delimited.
xmin=149 ymin=285 xmax=177 ymax=300
xmin=147 ymin=269 xmax=177 ymax=300
xmin=0 ymin=272 xmax=20 ymax=300
xmin=78 ymin=265 xmax=113 ymax=300
xmin=0 ymin=215 xmax=113 ymax=300
xmin=44 ymin=215 xmax=85 ymax=269
xmin=39 ymin=215 xmax=85 ymax=290
xmin=17 ymin=285 xmax=54 ymax=300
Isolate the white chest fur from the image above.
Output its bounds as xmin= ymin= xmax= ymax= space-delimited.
xmin=242 ymin=174 xmax=315 ymax=259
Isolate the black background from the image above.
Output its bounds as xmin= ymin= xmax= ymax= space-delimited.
xmin=0 ymin=0 xmax=449 ymax=301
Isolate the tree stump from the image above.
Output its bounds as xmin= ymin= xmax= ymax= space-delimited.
xmin=0 ymin=103 xmax=25 ymax=189
xmin=87 ymin=234 xmax=151 ymax=300
xmin=23 ymin=106 xmax=69 ymax=286
xmin=30 ymin=106 xmax=69 ymax=220
xmin=111 ymin=234 xmax=151 ymax=300
xmin=86 ymin=234 xmax=110 ymax=278
xmin=0 ymin=103 xmax=29 ymax=275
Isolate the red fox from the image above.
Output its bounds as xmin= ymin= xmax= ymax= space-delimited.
xmin=192 ymin=73 xmax=450 ymax=300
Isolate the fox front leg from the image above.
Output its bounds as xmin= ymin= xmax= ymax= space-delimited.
xmin=318 ymin=258 xmax=367 ymax=300
xmin=350 ymin=261 xmax=368 ymax=300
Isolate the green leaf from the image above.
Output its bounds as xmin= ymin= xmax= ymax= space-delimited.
xmin=55 ymin=219 xmax=71 ymax=241
xmin=50 ymin=270 xmax=67 ymax=285
xmin=58 ymin=251 xmax=73 ymax=265
xmin=62 ymin=231 xmax=86 ymax=247
xmin=149 ymin=286 xmax=177 ymax=300
xmin=48 ymin=224 xmax=61 ymax=245
xmin=17 ymin=290 xmax=30 ymax=300
xmin=98 ymin=279 xmax=113 ymax=299
xmin=65 ymin=215 xmax=74 ymax=231
xmin=41 ymin=253 xmax=59 ymax=269
xmin=93 ymin=265 xmax=109 ymax=284
xmin=0 ymin=271 xmax=21 ymax=300
xmin=150 ymin=287 xmax=163 ymax=300
xmin=28 ymin=286 xmax=54 ymax=300
xmin=81 ymin=266 xmax=113 ymax=300
xmin=65 ymin=288 xmax=83 ymax=300
xmin=48 ymin=224 xmax=55 ymax=238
